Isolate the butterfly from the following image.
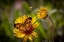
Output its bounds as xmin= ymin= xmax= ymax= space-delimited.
xmin=14 ymin=17 xmax=32 ymax=31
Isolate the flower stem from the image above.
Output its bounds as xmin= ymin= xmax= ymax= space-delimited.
xmin=31 ymin=35 xmax=34 ymax=42
xmin=47 ymin=15 xmax=54 ymax=42
xmin=23 ymin=36 xmax=27 ymax=42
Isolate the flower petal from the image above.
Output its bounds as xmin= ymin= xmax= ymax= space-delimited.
xmin=28 ymin=34 xmax=32 ymax=41
xmin=33 ymin=22 xmax=39 ymax=28
xmin=32 ymin=31 xmax=38 ymax=37
xmin=16 ymin=33 xmax=25 ymax=38
xmin=31 ymin=17 xmax=36 ymax=24
xmin=23 ymin=35 xmax=28 ymax=42
xmin=13 ymin=28 xmax=20 ymax=33
xmin=15 ymin=16 xmax=23 ymax=23
xmin=37 ymin=14 xmax=41 ymax=18
xmin=13 ymin=28 xmax=25 ymax=38
xmin=22 ymin=15 xmax=27 ymax=23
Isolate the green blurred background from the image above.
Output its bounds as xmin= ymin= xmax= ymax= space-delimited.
xmin=0 ymin=0 xmax=64 ymax=42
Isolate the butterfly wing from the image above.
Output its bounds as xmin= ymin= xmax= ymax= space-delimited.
xmin=14 ymin=23 xmax=22 ymax=28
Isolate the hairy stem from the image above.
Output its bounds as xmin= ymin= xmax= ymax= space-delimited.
xmin=31 ymin=35 xmax=34 ymax=42
xmin=48 ymin=15 xmax=54 ymax=42
xmin=23 ymin=36 xmax=27 ymax=42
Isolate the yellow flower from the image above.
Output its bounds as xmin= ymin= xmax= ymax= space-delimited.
xmin=13 ymin=15 xmax=39 ymax=42
xmin=37 ymin=7 xmax=48 ymax=19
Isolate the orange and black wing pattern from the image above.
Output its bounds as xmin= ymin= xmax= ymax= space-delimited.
xmin=14 ymin=23 xmax=22 ymax=28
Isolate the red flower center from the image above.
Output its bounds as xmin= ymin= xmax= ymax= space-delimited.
xmin=23 ymin=25 xmax=34 ymax=34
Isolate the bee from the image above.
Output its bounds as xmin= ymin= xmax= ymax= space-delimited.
xmin=14 ymin=17 xmax=32 ymax=31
